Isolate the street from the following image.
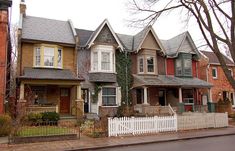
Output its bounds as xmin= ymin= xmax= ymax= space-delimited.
xmin=95 ymin=135 xmax=235 ymax=151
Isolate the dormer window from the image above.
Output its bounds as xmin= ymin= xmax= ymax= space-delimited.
xmin=34 ymin=44 xmax=63 ymax=68
xmin=91 ymin=45 xmax=115 ymax=73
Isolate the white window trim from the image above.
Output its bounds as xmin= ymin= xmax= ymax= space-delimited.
xmin=90 ymin=45 xmax=115 ymax=73
xmin=229 ymin=68 xmax=233 ymax=77
xmin=212 ymin=67 xmax=218 ymax=79
xmin=146 ymin=55 xmax=155 ymax=74
xmin=101 ymin=87 xmax=118 ymax=107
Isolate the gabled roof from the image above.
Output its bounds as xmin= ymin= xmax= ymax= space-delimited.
xmin=133 ymin=26 xmax=165 ymax=54
xmin=21 ymin=16 xmax=76 ymax=45
xmin=201 ymin=51 xmax=234 ymax=66
xmin=85 ymin=19 xmax=124 ymax=51
xmin=161 ymin=31 xmax=199 ymax=58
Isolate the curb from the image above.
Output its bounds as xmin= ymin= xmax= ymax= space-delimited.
xmin=66 ymin=132 xmax=235 ymax=151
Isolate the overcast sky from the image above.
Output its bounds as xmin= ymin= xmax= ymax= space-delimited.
xmin=10 ymin=0 xmax=204 ymax=46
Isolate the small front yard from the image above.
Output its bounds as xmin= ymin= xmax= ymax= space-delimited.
xmin=17 ymin=126 xmax=74 ymax=137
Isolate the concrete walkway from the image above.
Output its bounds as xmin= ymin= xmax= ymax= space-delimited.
xmin=1 ymin=127 xmax=235 ymax=151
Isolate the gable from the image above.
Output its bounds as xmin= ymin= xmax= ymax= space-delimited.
xmin=178 ymin=37 xmax=196 ymax=54
xmin=141 ymin=31 xmax=161 ymax=50
xmin=94 ymin=24 xmax=118 ymax=45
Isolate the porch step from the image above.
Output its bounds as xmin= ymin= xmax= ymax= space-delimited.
xmin=85 ymin=113 xmax=99 ymax=120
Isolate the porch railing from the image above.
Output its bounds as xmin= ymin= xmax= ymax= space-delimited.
xmin=26 ymin=105 xmax=59 ymax=114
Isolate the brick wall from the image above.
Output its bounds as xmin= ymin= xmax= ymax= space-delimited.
xmin=0 ymin=10 xmax=9 ymax=114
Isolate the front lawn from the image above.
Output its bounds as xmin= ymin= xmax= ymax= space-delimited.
xmin=17 ymin=126 xmax=73 ymax=137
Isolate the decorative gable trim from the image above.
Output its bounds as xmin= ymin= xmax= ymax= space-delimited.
xmin=86 ymin=19 xmax=124 ymax=51
xmin=136 ymin=26 xmax=165 ymax=55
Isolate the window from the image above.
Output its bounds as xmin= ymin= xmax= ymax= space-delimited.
xmin=175 ymin=59 xmax=182 ymax=76
xmin=147 ymin=56 xmax=154 ymax=73
xmin=101 ymin=52 xmax=110 ymax=70
xmin=92 ymin=52 xmax=98 ymax=71
xmin=35 ymin=47 xmax=41 ymax=66
xmin=229 ymin=69 xmax=233 ymax=77
xmin=91 ymin=45 xmax=114 ymax=72
xmin=175 ymin=54 xmax=192 ymax=77
xmin=183 ymin=59 xmax=192 ymax=75
xmin=44 ymin=47 xmax=54 ymax=67
xmin=58 ymin=48 xmax=62 ymax=68
xmin=31 ymin=86 xmax=46 ymax=105
xmin=102 ymin=87 xmax=116 ymax=106
xmin=183 ymin=89 xmax=194 ymax=104
xmin=212 ymin=67 xmax=217 ymax=79
xmin=138 ymin=57 xmax=144 ymax=73
xmin=34 ymin=45 xmax=63 ymax=68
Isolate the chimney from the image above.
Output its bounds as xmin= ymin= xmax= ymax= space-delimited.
xmin=20 ymin=0 xmax=26 ymax=17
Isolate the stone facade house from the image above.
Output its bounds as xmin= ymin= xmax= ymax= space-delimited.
xmin=17 ymin=2 xmax=84 ymax=117
xmin=0 ymin=0 xmax=12 ymax=114
xmin=199 ymin=51 xmax=235 ymax=107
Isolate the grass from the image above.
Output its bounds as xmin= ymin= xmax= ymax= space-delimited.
xmin=17 ymin=126 xmax=73 ymax=137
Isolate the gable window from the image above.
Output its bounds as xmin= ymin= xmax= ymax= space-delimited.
xmin=175 ymin=59 xmax=182 ymax=76
xmin=102 ymin=87 xmax=116 ymax=106
xmin=34 ymin=44 xmax=63 ymax=68
xmin=212 ymin=67 xmax=217 ymax=79
xmin=138 ymin=57 xmax=144 ymax=73
xmin=229 ymin=69 xmax=233 ymax=77
xmin=175 ymin=54 xmax=192 ymax=77
xmin=147 ymin=56 xmax=154 ymax=73
xmin=101 ymin=52 xmax=111 ymax=70
xmin=91 ymin=45 xmax=114 ymax=72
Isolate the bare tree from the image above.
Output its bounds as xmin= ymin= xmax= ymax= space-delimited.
xmin=129 ymin=0 xmax=235 ymax=89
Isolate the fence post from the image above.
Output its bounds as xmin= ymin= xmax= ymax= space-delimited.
xmin=131 ymin=117 xmax=135 ymax=135
xmin=175 ymin=115 xmax=178 ymax=132
xmin=108 ymin=118 xmax=111 ymax=137
xmin=154 ymin=116 xmax=158 ymax=133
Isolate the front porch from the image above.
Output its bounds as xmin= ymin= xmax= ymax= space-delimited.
xmin=132 ymin=75 xmax=213 ymax=115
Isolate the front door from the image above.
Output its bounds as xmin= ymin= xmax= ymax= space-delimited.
xmin=60 ymin=88 xmax=70 ymax=114
xmin=159 ymin=90 xmax=165 ymax=106
xmin=82 ymin=89 xmax=89 ymax=113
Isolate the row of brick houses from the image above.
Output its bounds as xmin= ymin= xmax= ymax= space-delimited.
xmin=0 ymin=0 xmax=12 ymax=114
xmin=13 ymin=1 xmax=234 ymax=117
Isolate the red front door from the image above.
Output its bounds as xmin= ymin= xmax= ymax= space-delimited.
xmin=60 ymin=88 xmax=70 ymax=114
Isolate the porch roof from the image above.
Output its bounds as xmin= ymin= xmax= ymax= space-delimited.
xmin=132 ymin=74 xmax=213 ymax=88
xmin=18 ymin=68 xmax=84 ymax=81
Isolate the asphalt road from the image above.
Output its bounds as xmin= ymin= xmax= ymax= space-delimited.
xmin=94 ymin=135 xmax=235 ymax=151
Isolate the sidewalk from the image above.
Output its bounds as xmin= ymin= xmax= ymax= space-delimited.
xmin=1 ymin=126 xmax=235 ymax=151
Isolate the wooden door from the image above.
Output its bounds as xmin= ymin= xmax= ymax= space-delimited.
xmin=60 ymin=88 xmax=70 ymax=114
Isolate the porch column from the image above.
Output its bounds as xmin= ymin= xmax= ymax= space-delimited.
xmin=179 ymin=87 xmax=183 ymax=103
xmin=76 ymin=85 xmax=84 ymax=118
xmin=19 ymin=83 xmax=25 ymax=101
xmin=207 ymin=88 xmax=215 ymax=112
xmin=178 ymin=87 xmax=184 ymax=113
xmin=143 ymin=87 xmax=148 ymax=105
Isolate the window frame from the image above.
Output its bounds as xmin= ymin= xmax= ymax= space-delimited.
xmin=146 ymin=56 xmax=155 ymax=74
xmin=33 ymin=44 xmax=63 ymax=69
xmin=101 ymin=87 xmax=117 ymax=106
xmin=228 ymin=68 xmax=233 ymax=77
xmin=212 ymin=67 xmax=218 ymax=79
xmin=175 ymin=54 xmax=192 ymax=77
xmin=138 ymin=56 xmax=144 ymax=73
xmin=91 ymin=45 xmax=115 ymax=73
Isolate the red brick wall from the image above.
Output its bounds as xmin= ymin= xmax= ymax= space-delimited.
xmin=192 ymin=60 xmax=197 ymax=77
xmin=0 ymin=10 xmax=9 ymax=114
xmin=166 ymin=58 xmax=174 ymax=75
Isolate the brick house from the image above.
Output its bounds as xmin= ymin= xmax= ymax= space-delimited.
xmin=17 ymin=2 xmax=84 ymax=117
xmin=76 ymin=19 xmax=123 ymax=117
xmin=0 ymin=0 xmax=12 ymax=114
xmin=199 ymin=51 xmax=235 ymax=107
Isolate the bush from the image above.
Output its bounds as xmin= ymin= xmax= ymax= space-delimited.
xmin=0 ymin=114 xmax=12 ymax=136
xmin=41 ymin=112 xmax=60 ymax=122
xmin=28 ymin=113 xmax=43 ymax=123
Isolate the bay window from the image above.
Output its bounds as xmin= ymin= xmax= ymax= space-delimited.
xmin=34 ymin=44 xmax=63 ymax=68
xmin=138 ymin=57 xmax=144 ymax=73
xmin=175 ymin=54 xmax=192 ymax=77
xmin=91 ymin=45 xmax=114 ymax=72
xmin=102 ymin=87 xmax=116 ymax=106
xmin=138 ymin=55 xmax=155 ymax=74
xmin=147 ymin=56 xmax=154 ymax=73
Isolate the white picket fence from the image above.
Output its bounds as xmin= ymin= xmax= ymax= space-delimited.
xmin=108 ymin=115 xmax=177 ymax=137
xmin=108 ymin=113 xmax=228 ymax=137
